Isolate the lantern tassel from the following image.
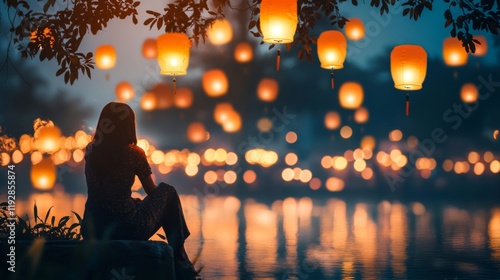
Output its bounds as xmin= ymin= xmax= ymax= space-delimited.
xmin=405 ymin=92 xmax=410 ymax=116
xmin=276 ymin=48 xmax=281 ymax=71
xmin=173 ymin=76 xmax=177 ymax=95
xmin=330 ymin=70 xmax=334 ymax=89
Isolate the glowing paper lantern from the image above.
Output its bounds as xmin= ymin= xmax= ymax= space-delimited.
xmin=472 ymin=35 xmax=487 ymax=56
xmin=234 ymin=42 xmax=253 ymax=63
xmin=345 ymin=18 xmax=365 ymax=40
xmin=338 ymin=82 xmax=364 ymax=109
xmin=460 ymin=83 xmax=478 ymax=103
xmin=142 ymin=38 xmax=157 ymax=59
xmin=187 ymin=122 xmax=207 ymax=143
xmin=207 ymin=19 xmax=233 ymax=45
xmin=257 ymin=78 xmax=279 ymax=102
xmin=140 ymin=92 xmax=157 ymax=111
xmin=174 ymin=88 xmax=193 ymax=108
xmin=157 ymin=33 xmax=191 ymax=92
xmin=443 ymin=37 xmax=468 ymax=66
xmin=30 ymin=157 xmax=56 ymax=190
xmin=354 ymin=107 xmax=369 ymax=124
xmin=214 ymin=103 xmax=235 ymax=124
xmin=324 ymin=111 xmax=341 ymax=130
xmin=36 ymin=125 xmax=61 ymax=153
xmin=260 ymin=0 xmax=298 ymax=71
xmin=95 ymin=45 xmax=117 ymax=70
xmin=115 ymin=81 xmax=135 ymax=101
xmin=222 ymin=111 xmax=242 ymax=133
xmin=391 ymin=44 xmax=427 ymax=115
xmin=202 ymin=69 xmax=228 ymax=97
xmin=317 ymin=30 xmax=347 ymax=88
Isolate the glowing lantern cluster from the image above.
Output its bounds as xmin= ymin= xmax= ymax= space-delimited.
xmin=203 ymin=69 xmax=228 ymax=97
xmin=213 ymin=103 xmax=241 ymax=133
xmin=345 ymin=18 xmax=365 ymax=40
xmin=460 ymin=83 xmax=478 ymax=103
xmin=234 ymin=43 xmax=253 ymax=63
xmin=443 ymin=37 xmax=468 ymax=66
xmin=472 ymin=35 xmax=488 ymax=56
xmin=207 ymin=19 xmax=233 ymax=45
xmin=142 ymin=38 xmax=157 ymax=59
xmin=30 ymin=157 xmax=56 ymax=190
xmin=391 ymin=44 xmax=427 ymax=115
xmin=95 ymin=45 xmax=117 ymax=70
xmin=317 ymin=30 xmax=347 ymax=88
xmin=324 ymin=111 xmax=341 ymax=130
xmin=339 ymin=82 xmax=364 ymax=109
xmin=187 ymin=122 xmax=208 ymax=143
xmin=115 ymin=81 xmax=134 ymax=101
xmin=257 ymin=78 xmax=279 ymax=102
xmin=174 ymin=88 xmax=193 ymax=108
xmin=36 ymin=125 xmax=62 ymax=153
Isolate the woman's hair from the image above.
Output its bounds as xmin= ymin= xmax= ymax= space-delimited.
xmin=88 ymin=102 xmax=137 ymax=179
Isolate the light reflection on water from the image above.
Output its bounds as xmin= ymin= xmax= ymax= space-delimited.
xmin=7 ymin=193 xmax=500 ymax=279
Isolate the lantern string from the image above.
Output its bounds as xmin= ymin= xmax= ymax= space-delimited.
xmin=173 ymin=76 xmax=177 ymax=95
xmin=330 ymin=70 xmax=334 ymax=89
xmin=405 ymin=92 xmax=410 ymax=116
xmin=276 ymin=48 xmax=281 ymax=71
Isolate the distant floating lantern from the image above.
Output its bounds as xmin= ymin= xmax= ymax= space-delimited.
xmin=115 ymin=81 xmax=135 ymax=101
xmin=142 ymin=38 xmax=157 ymax=59
xmin=207 ymin=19 xmax=233 ymax=45
xmin=257 ymin=78 xmax=279 ymax=102
xmin=151 ymin=83 xmax=174 ymax=109
xmin=174 ymin=88 xmax=193 ymax=108
xmin=30 ymin=157 xmax=56 ymax=191
xmin=354 ymin=107 xmax=369 ymax=124
xmin=202 ymin=69 xmax=228 ymax=97
xmin=187 ymin=122 xmax=207 ymax=143
xmin=443 ymin=37 xmax=468 ymax=66
xmin=338 ymin=82 xmax=364 ymax=109
xmin=214 ymin=103 xmax=235 ymax=124
xmin=36 ymin=125 xmax=61 ymax=154
xmin=140 ymin=92 xmax=157 ymax=111
xmin=472 ymin=35 xmax=487 ymax=56
xmin=391 ymin=44 xmax=427 ymax=116
xmin=95 ymin=45 xmax=117 ymax=70
xmin=222 ymin=111 xmax=242 ymax=133
xmin=234 ymin=42 xmax=253 ymax=63
xmin=260 ymin=0 xmax=298 ymax=71
xmin=324 ymin=111 xmax=341 ymax=130
xmin=317 ymin=30 xmax=347 ymax=89
xmin=460 ymin=83 xmax=478 ymax=103
xmin=345 ymin=18 xmax=365 ymax=41
xmin=157 ymin=33 xmax=191 ymax=93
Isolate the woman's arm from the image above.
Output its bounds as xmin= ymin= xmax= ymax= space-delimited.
xmin=140 ymin=175 xmax=157 ymax=195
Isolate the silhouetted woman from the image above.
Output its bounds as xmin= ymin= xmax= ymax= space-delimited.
xmin=81 ymin=102 xmax=197 ymax=279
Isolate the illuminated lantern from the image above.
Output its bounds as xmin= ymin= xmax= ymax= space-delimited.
xmin=345 ymin=18 xmax=365 ymax=41
xmin=115 ymin=81 xmax=135 ymax=101
xmin=174 ymin=88 xmax=193 ymax=108
xmin=140 ymin=92 xmax=157 ymax=111
xmin=214 ymin=103 xmax=235 ymax=124
xmin=202 ymin=69 xmax=228 ymax=97
xmin=222 ymin=111 xmax=242 ymax=133
xmin=95 ymin=45 xmax=117 ymax=70
xmin=207 ymin=19 xmax=233 ymax=45
xmin=142 ymin=38 xmax=157 ymax=59
xmin=460 ymin=83 xmax=478 ymax=103
xmin=472 ymin=35 xmax=487 ymax=56
xmin=36 ymin=125 xmax=61 ymax=154
xmin=324 ymin=111 xmax=341 ymax=130
xmin=234 ymin=42 xmax=253 ymax=63
xmin=317 ymin=30 xmax=347 ymax=88
xmin=391 ymin=44 xmax=427 ymax=116
xmin=257 ymin=78 xmax=279 ymax=102
xmin=354 ymin=107 xmax=369 ymax=124
xmin=157 ymin=33 xmax=191 ymax=92
xmin=30 ymin=157 xmax=56 ymax=190
xmin=151 ymin=83 xmax=174 ymax=109
xmin=260 ymin=0 xmax=298 ymax=71
xmin=187 ymin=122 xmax=207 ymax=143
xmin=338 ymin=82 xmax=364 ymax=109
xmin=443 ymin=37 xmax=468 ymax=66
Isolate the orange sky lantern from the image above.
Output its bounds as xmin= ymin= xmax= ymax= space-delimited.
xmin=115 ymin=81 xmax=135 ymax=102
xmin=187 ymin=122 xmax=207 ymax=143
xmin=338 ymin=82 xmax=364 ymax=109
xmin=95 ymin=45 xmax=116 ymax=70
xmin=354 ymin=107 xmax=369 ymax=124
xmin=317 ymin=30 xmax=347 ymax=89
xmin=391 ymin=44 xmax=427 ymax=116
xmin=157 ymin=33 xmax=191 ymax=93
xmin=203 ymin=69 xmax=228 ymax=97
xmin=30 ymin=157 xmax=56 ymax=190
xmin=174 ymin=88 xmax=194 ymax=108
xmin=140 ymin=92 xmax=157 ymax=111
xmin=234 ymin=42 xmax=253 ymax=63
xmin=257 ymin=78 xmax=279 ymax=102
xmin=472 ymin=35 xmax=487 ymax=56
xmin=207 ymin=19 xmax=233 ymax=45
xmin=443 ymin=37 xmax=468 ymax=66
xmin=222 ymin=111 xmax=242 ymax=133
xmin=324 ymin=111 xmax=341 ymax=130
xmin=345 ymin=18 xmax=365 ymax=40
xmin=142 ymin=38 xmax=157 ymax=59
xmin=36 ymin=125 xmax=62 ymax=154
xmin=460 ymin=83 xmax=478 ymax=103
xmin=214 ymin=103 xmax=235 ymax=124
